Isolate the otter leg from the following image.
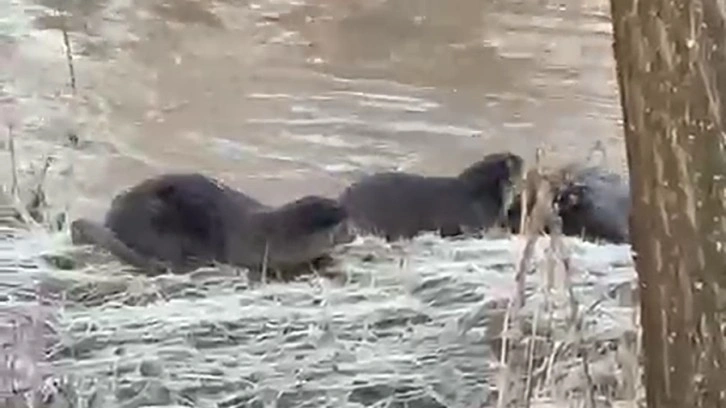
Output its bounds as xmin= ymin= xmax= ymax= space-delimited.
xmin=310 ymin=254 xmax=336 ymax=269
xmin=439 ymin=224 xmax=464 ymax=238
xmin=70 ymin=218 xmax=167 ymax=275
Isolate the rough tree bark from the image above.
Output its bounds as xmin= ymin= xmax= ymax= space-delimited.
xmin=609 ymin=0 xmax=726 ymax=407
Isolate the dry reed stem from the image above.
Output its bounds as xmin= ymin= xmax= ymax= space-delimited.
xmin=26 ymin=156 xmax=54 ymax=225
xmin=497 ymin=147 xmax=560 ymax=408
xmin=495 ymin=305 xmax=513 ymax=408
xmin=495 ymin=146 xmax=617 ymax=407
xmin=523 ymin=301 xmax=540 ymax=407
xmin=514 ymin=148 xmax=555 ymax=311
xmin=515 ymin=185 xmax=553 ymax=407
xmin=58 ymin=12 xmax=77 ymax=95
xmin=549 ymin=212 xmax=598 ymax=408
xmin=521 ymin=161 xmax=560 ymax=407
xmin=542 ymin=340 xmax=565 ymax=396
xmin=6 ymin=126 xmax=42 ymax=230
xmin=8 ymin=125 xmax=17 ymax=198
xmin=261 ymin=241 xmax=269 ymax=285
xmin=548 ymin=216 xmax=576 ymax=323
xmin=519 ymin=185 xmax=528 ymax=235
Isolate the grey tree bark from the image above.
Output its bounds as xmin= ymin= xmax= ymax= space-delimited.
xmin=609 ymin=0 xmax=726 ymax=407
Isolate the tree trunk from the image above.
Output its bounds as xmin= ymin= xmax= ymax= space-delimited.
xmin=609 ymin=0 xmax=726 ymax=407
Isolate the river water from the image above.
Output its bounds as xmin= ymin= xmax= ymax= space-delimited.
xmin=0 ymin=0 xmax=637 ymax=407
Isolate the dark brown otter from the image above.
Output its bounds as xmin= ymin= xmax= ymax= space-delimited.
xmin=338 ymin=152 xmax=525 ymax=241
xmin=70 ymin=173 xmax=351 ymax=275
xmin=507 ymin=164 xmax=631 ymax=244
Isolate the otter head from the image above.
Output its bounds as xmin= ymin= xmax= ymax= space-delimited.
xmin=554 ymin=182 xmax=590 ymax=215
xmin=551 ymin=182 xmax=595 ymax=238
xmin=457 ymin=152 xmax=525 ymax=218
xmin=257 ymin=195 xmax=351 ymax=268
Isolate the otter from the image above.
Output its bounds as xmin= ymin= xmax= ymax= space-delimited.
xmin=507 ymin=164 xmax=631 ymax=244
xmin=338 ymin=152 xmax=525 ymax=241
xmin=555 ymin=165 xmax=630 ymax=243
xmin=70 ymin=173 xmax=351 ymax=275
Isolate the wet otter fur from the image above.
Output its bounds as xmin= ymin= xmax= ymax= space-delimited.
xmin=338 ymin=152 xmax=525 ymax=241
xmin=507 ymin=163 xmax=631 ymax=244
xmin=554 ymin=164 xmax=630 ymax=243
xmin=70 ymin=173 xmax=350 ymax=275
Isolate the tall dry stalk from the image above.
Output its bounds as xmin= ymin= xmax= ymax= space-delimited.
xmin=58 ymin=12 xmax=77 ymax=94
xmin=8 ymin=125 xmax=17 ymax=198
xmin=513 ymin=148 xmax=556 ymax=311
xmin=496 ymin=147 xmax=561 ymax=408
xmin=4 ymin=126 xmax=44 ymax=230
xmin=26 ymin=156 xmax=54 ymax=225
xmin=261 ymin=241 xmax=269 ymax=285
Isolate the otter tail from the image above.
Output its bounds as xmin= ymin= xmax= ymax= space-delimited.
xmin=70 ymin=218 xmax=167 ymax=275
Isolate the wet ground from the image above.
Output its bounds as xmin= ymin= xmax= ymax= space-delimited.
xmin=0 ymin=0 xmax=638 ymax=406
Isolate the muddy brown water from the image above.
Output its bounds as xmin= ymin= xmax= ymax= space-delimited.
xmin=0 ymin=0 xmax=636 ymax=407
xmin=3 ymin=0 xmax=624 ymax=218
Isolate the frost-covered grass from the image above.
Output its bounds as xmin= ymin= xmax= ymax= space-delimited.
xmin=0 ymin=213 xmax=62 ymax=407
xmin=0 ymin=210 xmax=642 ymax=407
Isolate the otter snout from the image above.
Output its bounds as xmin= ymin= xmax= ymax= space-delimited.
xmin=281 ymin=195 xmax=348 ymax=234
xmin=262 ymin=195 xmax=352 ymax=251
xmin=287 ymin=195 xmax=356 ymax=245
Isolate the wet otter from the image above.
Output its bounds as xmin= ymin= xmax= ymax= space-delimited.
xmin=507 ymin=164 xmax=631 ymax=244
xmin=338 ymin=152 xmax=525 ymax=241
xmin=70 ymin=173 xmax=351 ymax=275
xmin=555 ymin=165 xmax=630 ymax=243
